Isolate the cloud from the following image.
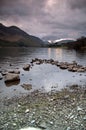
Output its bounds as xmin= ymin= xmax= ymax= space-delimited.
xmin=0 ymin=0 xmax=86 ymax=39
xmin=68 ymin=0 xmax=86 ymax=11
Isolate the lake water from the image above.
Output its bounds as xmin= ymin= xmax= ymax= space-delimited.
xmin=0 ymin=47 xmax=86 ymax=98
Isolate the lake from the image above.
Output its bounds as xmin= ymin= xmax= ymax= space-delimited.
xmin=0 ymin=47 xmax=86 ymax=98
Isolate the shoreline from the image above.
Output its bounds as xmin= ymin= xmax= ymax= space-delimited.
xmin=0 ymin=85 xmax=86 ymax=130
xmin=0 ymin=58 xmax=86 ymax=99
xmin=0 ymin=58 xmax=86 ymax=129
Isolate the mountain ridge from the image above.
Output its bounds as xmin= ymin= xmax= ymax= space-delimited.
xmin=0 ymin=23 xmax=44 ymax=47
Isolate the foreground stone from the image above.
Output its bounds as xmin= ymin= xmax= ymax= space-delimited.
xmin=4 ymin=73 xmax=20 ymax=82
xmin=23 ymin=64 xmax=30 ymax=71
xmin=0 ymin=73 xmax=3 ymax=80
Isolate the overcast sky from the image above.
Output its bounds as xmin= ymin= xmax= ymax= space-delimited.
xmin=0 ymin=0 xmax=86 ymax=40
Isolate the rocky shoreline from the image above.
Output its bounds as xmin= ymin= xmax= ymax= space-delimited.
xmin=30 ymin=58 xmax=86 ymax=72
xmin=0 ymin=85 xmax=86 ymax=130
xmin=0 ymin=58 xmax=86 ymax=84
xmin=0 ymin=58 xmax=86 ymax=129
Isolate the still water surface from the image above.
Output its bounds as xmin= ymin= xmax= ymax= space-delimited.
xmin=0 ymin=47 xmax=86 ymax=98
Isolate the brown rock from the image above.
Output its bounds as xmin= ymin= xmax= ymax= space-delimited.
xmin=4 ymin=73 xmax=20 ymax=82
xmin=23 ymin=64 xmax=30 ymax=70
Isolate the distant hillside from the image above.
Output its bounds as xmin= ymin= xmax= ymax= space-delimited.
xmin=0 ymin=23 xmax=44 ymax=47
xmin=48 ymin=37 xmax=86 ymax=50
xmin=53 ymin=39 xmax=74 ymax=45
xmin=48 ymin=38 xmax=74 ymax=47
xmin=65 ymin=37 xmax=86 ymax=50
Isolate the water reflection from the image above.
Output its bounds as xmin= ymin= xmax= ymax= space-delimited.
xmin=0 ymin=47 xmax=86 ymax=98
xmin=55 ymin=48 xmax=62 ymax=59
xmin=0 ymin=47 xmax=86 ymax=69
xmin=48 ymin=48 xmax=62 ymax=59
xmin=48 ymin=48 xmax=51 ymax=58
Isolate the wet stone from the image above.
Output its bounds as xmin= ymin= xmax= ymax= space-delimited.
xmin=39 ymin=121 xmax=47 ymax=129
xmin=23 ymin=64 xmax=30 ymax=71
xmin=21 ymin=84 xmax=32 ymax=90
xmin=4 ymin=73 xmax=20 ymax=82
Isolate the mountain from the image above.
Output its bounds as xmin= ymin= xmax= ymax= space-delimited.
xmin=48 ymin=37 xmax=86 ymax=49
xmin=48 ymin=38 xmax=75 ymax=47
xmin=65 ymin=36 xmax=86 ymax=50
xmin=53 ymin=39 xmax=75 ymax=45
xmin=0 ymin=23 xmax=44 ymax=47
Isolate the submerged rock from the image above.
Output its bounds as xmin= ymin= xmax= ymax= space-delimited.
xmin=77 ymin=68 xmax=85 ymax=72
xmin=21 ymin=84 xmax=32 ymax=90
xmin=4 ymin=73 xmax=20 ymax=82
xmin=60 ymin=64 xmax=68 ymax=69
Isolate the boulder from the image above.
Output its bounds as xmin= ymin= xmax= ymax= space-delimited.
xmin=57 ymin=62 xmax=61 ymax=66
xmin=77 ymin=68 xmax=85 ymax=72
xmin=60 ymin=63 xmax=68 ymax=69
xmin=68 ymin=65 xmax=74 ymax=71
xmin=23 ymin=64 xmax=30 ymax=70
xmin=4 ymin=73 xmax=20 ymax=82
xmin=72 ymin=67 xmax=78 ymax=72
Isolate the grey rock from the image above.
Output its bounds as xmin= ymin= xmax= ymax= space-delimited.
xmin=60 ymin=64 xmax=68 ymax=69
xmin=23 ymin=64 xmax=30 ymax=70
xmin=77 ymin=68 xmax=85 ymax=72
xmin=4 ymin=73 xmax=20 ymax=82
xmin=39 ymin=121 xmax=47 ymax=129
xmin=0 ymin=73 xmax=3 ymax=80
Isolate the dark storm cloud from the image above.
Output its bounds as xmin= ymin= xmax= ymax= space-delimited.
xmin=0 ymin=0 xmax=46 ymax=17
xmin=69 ymin=0 xmax=86 ymax=11
xmin=0 ymin=0 xmax=31 ymax=17
xmin=0 ymin=0 xmax=86 ymax=39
